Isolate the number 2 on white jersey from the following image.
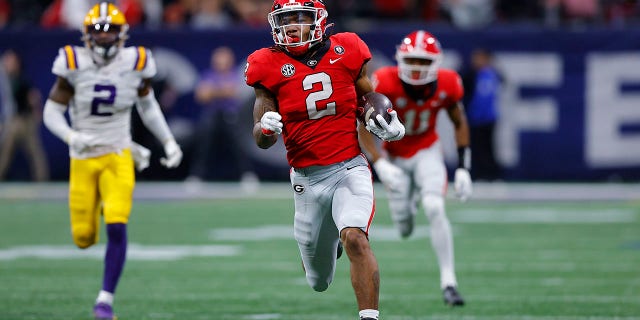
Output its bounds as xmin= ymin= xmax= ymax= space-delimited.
xmin=91 ymin=84 xmax=116 ymax=117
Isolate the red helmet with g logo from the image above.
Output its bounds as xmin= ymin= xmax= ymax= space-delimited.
xmin=268 ymin=0 xmax=328 ymax=55
xmin=395 ymin=30 xmax=443 ymax=85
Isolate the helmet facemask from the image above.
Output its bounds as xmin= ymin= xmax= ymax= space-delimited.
xmin=83 ymin=23 xmax=128 ymax=63
xmin=268 ymin=4 xmax=327 ymax=56
xmin=397 ymin=54 xmax=442 ymax=85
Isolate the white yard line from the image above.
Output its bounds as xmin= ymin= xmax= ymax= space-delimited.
xmin=450 ymin=208 xmax=637 ymax=223
xmin=0 ymin=243 xmax=241 ymax=261
xmin=1 ymin=182 xmax=639 ymax=201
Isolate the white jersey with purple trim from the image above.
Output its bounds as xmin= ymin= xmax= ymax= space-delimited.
xmin=51 ymin=45 xmax=156 ymax=158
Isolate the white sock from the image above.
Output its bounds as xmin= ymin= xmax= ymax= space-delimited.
xmin=359 ymin=309 xmax=379 ymax=319
xmin=422 ymin=194 xmax=457 ymax=289
xmin=96 ymin=290 xmax=114 ymax=305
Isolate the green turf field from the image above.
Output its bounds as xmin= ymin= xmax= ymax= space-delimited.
xmin=1 ymin=188 xmax=639 ymax=320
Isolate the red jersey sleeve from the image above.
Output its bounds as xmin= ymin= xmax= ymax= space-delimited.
xmin=372 ymin=66 xmax=396 ymax=95
xmin=332 ymin=32 xmax=372 ymax=80
xmin=439 ymin=69 xmax=464 ymax=106
xmin=245 ymin=48 xmax=273 ymax=90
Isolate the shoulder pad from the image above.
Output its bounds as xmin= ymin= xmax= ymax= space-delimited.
xmin=52 ymin=45 xmax=83 ymax=77
xmin=123 ymin=46 xmax=157 ymax=78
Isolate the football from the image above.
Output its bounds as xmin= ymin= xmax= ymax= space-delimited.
xmin=356 ymin=92 xmax=393 ymax=127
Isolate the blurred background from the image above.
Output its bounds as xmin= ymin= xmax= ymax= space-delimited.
xmin=1 ymin=0 xmax=640 ymax=183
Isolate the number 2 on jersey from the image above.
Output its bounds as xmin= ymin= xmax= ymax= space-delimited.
xmin=91 ymin=84 xmax=116 ymax=116
xmin=303 ymin=72 xmax=336 ymax=119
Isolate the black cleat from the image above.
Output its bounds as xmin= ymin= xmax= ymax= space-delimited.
xmin=443 ymin=286 xmax=465 ymax=306
xmin=336 ymin=241 xmax=343 ymax=259
xmin=360 ymin=318 xmax=377 ymax=320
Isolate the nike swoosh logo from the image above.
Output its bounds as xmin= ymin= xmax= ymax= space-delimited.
xmin=329 ymin=58 xmax=342 ymax=64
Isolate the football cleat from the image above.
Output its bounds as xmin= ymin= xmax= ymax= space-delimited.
xmin=336 ymin=241 xmax=343 ymax=260
xmin=93 ymin=302 xmax=117 ymax=320
xmin=443 ymin=286 xmax=465 ymax=306
xmin=360 ymin=318 xmax=377 ymax=320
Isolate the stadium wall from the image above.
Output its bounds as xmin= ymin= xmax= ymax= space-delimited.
xmin=1 ymin=27 xmax=639 ymax=182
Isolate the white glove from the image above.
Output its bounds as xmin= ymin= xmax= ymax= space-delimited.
xmin=160 ymin=139 xmax=183 ymax=168
xmin=67 ymin=131 xmax=98 ymax=153
xmin=260 ymin=111 xmax=283 ymax=135
xmin=366 ymin=109 xmax=405 ymax=142
xmin=454 ymin=168 xmax=472 ymax=202
xmin=373 ymin=158 xmax=403 ymax=192
xmin=130 ymin=142 xmax=151 ymax=172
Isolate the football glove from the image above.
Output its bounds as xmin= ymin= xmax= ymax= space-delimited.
xmin=454 ymin=168 xmax=472 ymax=202
xmin=67 ymin=131 xmax=98 ymax=153
xmin=260 ymin=111 xmax=283 ymax=135
xmin=130 ymin=142 xmax=151 ymax=172
xmin=160 ymin=139 xmax=183 ymax=168
xmin=373 ymin=158 xmax=403 ymax=192
xmin=366 ymin=109 xmax=405 ymax=142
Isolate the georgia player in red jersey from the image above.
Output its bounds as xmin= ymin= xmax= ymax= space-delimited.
xmin=359 ymin=30 xmax=472 ymax=307
xmin=245 ymin=1 xmax=404 ymax=319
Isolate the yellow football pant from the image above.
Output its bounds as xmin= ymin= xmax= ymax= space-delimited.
xmin=69 ymin=149 xmax=135 ymax=248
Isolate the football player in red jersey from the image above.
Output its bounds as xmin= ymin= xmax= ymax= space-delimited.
xmin=245 ymin=1 xmax=404 ymax=319
xmin=359 ymin=30 xmax=472 ymax=307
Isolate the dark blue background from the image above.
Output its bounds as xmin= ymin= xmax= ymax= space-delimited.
xmin=1 ymin=26 xmax=639 ymax=182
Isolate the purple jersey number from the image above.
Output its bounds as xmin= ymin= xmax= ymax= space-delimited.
xmin=91 ymin=84 xmax=116 ymax=116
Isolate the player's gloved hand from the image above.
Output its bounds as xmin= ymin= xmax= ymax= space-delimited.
xmin=67 ymin=131 xmax=98 ymax=153
xmin=366 ymin=109 xmax=405 ymax=142
xmin=373 ymin=158 xmax=403 ymax=192
xmin=454 ymin=168 xmax=472 ymax=202
xmin=260 ymin=111 xmax=283 ymax=135
xmin=160 ymin=139 xmax=183 ymax=168
xmin=130 ymin=142 xmax=151 ymax=172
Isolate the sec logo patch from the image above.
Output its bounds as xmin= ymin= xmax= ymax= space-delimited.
xmin=281 ymin=63 xmax=295 ymax=77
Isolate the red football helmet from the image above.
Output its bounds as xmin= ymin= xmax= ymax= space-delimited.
xmin=395 ymin=30 xmax=443 ymax=85
xmin=268 ymin=0 xmax=328 ymax=56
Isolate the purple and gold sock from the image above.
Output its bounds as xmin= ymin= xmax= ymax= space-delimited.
xmin=103 ymin=223 xmax=127 ymax=293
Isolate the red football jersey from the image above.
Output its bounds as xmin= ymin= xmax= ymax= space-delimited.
xmin=373 ymin=66 xmax=464 ymax=158
xmin=246 ymin=33 xmax=371 ymax=168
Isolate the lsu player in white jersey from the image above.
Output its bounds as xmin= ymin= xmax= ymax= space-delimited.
xmin=43 ymin=3 xmax=183 ymax=319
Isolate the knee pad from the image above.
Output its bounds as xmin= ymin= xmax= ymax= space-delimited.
xmin=303 ymin=261 xmax=334 ymax=292
xmin=71 ymin=224 xmax=97 ymax=249
xmin=422 ymin=194 xmax=445 ymax=223
xmin=307 ymin=275 xmax=331 ymax=292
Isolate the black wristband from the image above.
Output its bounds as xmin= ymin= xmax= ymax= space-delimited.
xmin=457 ymin=146 xmax=471 ymax=170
